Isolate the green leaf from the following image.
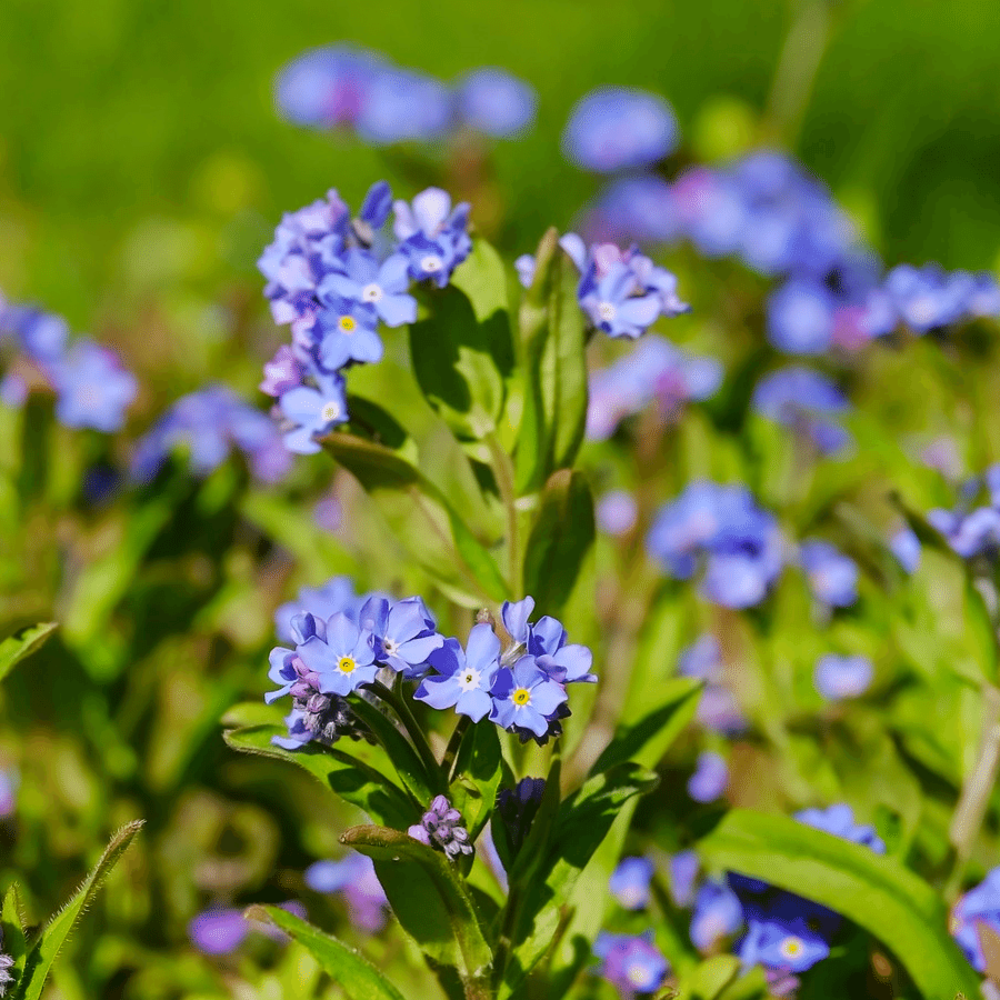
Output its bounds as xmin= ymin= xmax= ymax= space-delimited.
xmin=522 ymin=470 xmax=595 ymax=620
xmin=321 ymin=432 xmax=507 ymax=607
xmin=223 ymin=724 xmax=417 ymax=830
xmin=410 ymin=240 xmax=512 ymax=442
xmin=340 ymin=825 xmax=493 ymax=993
xmin=697 ymin=809 xmax=981 ymax=999
xmin=348 ymin=696 xmax=441 ymax=804
xmin=499 ymin=764 xmax=659 ymax=998
xmin=246 ymin=905 xmax=406 ymax=1000
xmin=19 ymin=820 xmax=143 ymax=1000
xmin=1 ymin=883 xmax=27 ymax=986
xmin=683 ymin=955 xmax=741 ymax=1000
xmin=0 ymin=622 xmax=57 ymax=685
xmin=590 ymin=676 xmax=703 ymax=775
xmin=514 ymin=229 xmax=588 ymax=495
xmin=448 ymin=722 xmax=503 ymax=842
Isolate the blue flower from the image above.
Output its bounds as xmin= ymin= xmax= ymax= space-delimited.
xmin=794 ymin=803 xmax=885 ymax=853
xmin=593 ymin=930 xmax=670 ymax=998
xmin=579 ymin=261 xmax=662 ymax=339
xmin=456 ymin=68 xmax=536 ymax=138
xmin=413 ymin=624 xmax=501 ymax=722
xmin=359 ymin=595 xmax=444 ymax=678
xmin=669 ymin=850 xmax=699 ymax=907
xmin=677 ymin=636 xmax=746 ymax=736
xmin=814 ymin=654 xmax=873 ymax=701
xmin=275 ymin=45 xmax=384 ymax=129
xmin=687 ymin=751 xmax=728 ymax=802
xmin=188 ymin=908 xmax=249 ymax=955
xmin=951 ymin=867 xmax=1000 ymax=972
xmin=596 ymin=490 xmax=638 ymax=536
xmin=274 ymin=576 xmax=363 ymax=644
xmin=737 ymin=914 xmax=830 ymax=973
xmin=278 ymin=372 xmax=349 ymax=455
xmin=489 ymin=656 xmax=569 ymax=738
xmin=355 ymin=66 xmax=453 ymax=145
xmin=798 ymin=539 xmax=858 ymax=608
xmin=609 ymin=856 xmax=655 ymax=910
xmin=319 ymin=249 xmax=416 ymax=328
xmin=305 ymin=853 xmax=388 ymax=933
xmin=578 ymin=175 xmax=680 ymax=246
xmin=752 ymin=366 xmax=852 ymax=455
xmin=495 ymin=776 xmax=546 ymax=859
xmin=312 ymin=294 xmax=383 ymax=371
xmin=296 ymin=612 xmax=377 ymax=696
xmin=690 ymin=879 xmax=744 ymax=950
xmin=562 ymin=87 xmax=678 ymax=173
xmin=260 ymin=344 xmax=304 ymax=397
xmin=393 ymin=188 xmax=472 ymax=287
xmin=46 ymin=339 xmax=137 ymax=432
xmin=889 ymin=525 xmax=921 ymax=573
xmin=766 ymin=279 xmax=837 ymax=354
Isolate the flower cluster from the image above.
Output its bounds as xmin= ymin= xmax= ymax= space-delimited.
xmin=130 ymin=385 xmax=292 ymax=484
xmin=751 ymin=366 xmax=852 ymax=456
xmin=586 ymin=335 xmax=722 ymax=440
xmin=276 ymin=45 xmax=536 ymax=142
xmin=265 ymin=584 xmax=596 ymax=750
xmin=408 ymin=795 xmax=474 ymax=859
xmin=258 ymin=182 xmax=471 ymax=453
xmin=646 ymin=481 xmax=785 ymax=608
xmin=0 ymin=292 xmax=137 ymax=432
xmin=415 ymin=596 xmax=595 ymax=744
xmin=517 ymin=233 xmax=689 ymax=341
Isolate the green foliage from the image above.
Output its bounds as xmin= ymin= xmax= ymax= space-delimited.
xmin=246 ymin=905 xmax=408 ymax=1000
xmin=0 ymin=623 xmax=57 ymax=686
xmin=16 ymin=820 xmax=143 ymax=1000
xmin=698 ymin=809 xmax=982 ymax=999
xmin=448 ymin=722 xmax=503 ymax=843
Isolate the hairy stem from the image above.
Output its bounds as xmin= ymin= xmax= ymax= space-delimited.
xmin=369 ymin=680 xmax=442 ymax=786
xmin=486 ymin=431 xmax=521 ymax=593
xmin=442 ymin=714 xmax=473 ymax=783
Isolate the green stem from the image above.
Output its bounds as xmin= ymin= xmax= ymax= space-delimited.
xmin=442 ymin=715 xmax=473 ymax=783
xmin=486 ymin=430 xmax=521 ymax=592
xmin=370 ymin=680 xmax=442 ymax=790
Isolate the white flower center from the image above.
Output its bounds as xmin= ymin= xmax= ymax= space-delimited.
xmin=779 ymin=936 xmax=804 ymax=960
xmin=320 ymin=401 xmax=342 ymax=424
xmin=458 ymin=667 xmax=481 ymax=692
xmin=626 ymin=963 xmax=651 ymax=987
xmin=597 ymin=301 xmax=617 ymax=322
xmin=421 ymin=255 xmax=444 ymax=273
xmin=362 ymin=282 xmax=383 ymax=303
xmin=382 ymin=637 xmax=399 ymax=656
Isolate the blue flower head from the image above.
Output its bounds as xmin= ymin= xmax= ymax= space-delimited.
xmin=489 ymin=655 xmax=569 ymax=739
xmin=359 ymin=594 xmax=444 ymax=678
xmin=296 ymin=611 xmax=377 ymax=697
xmin=562 ymin=87 xmax=679 ymax=173
xmin=669 ymin=850 xmax=700 ymax=907
xmin=691 ymin=879 xmax=744 ymax=950
xmin=305 ymin=853 xmax=389 ymax=932
xmin=687 ymin=750 xmax=728 ymax=802
xmin=320 ymin=249 xmax=416 ymax=328
xmin=393 ymin=188 xmax=472 ymax=287
xmin=814 ymin=654 xmax=873 ymax=701
xmin=48 ymin=339 xmax=137 ymax=432
xmin=456 ymin=68 xmax=537 ymax=138
xmin=951 ymin=867 xmax=1000 ymax=972
xmin=798 ymin=539 xmax=858 ymax=608
xmin=752 ymin=366 xmax=852 ymax=455
xmin=579 ymin=260 xmax=662 ymax=340
xmin=737 ymin=914 xmax=830 ymax=973
xmin=795 ymin=803 xmax=885 ymax=853
xmin=766 ymin=279 xmax=837 ymax=355
xmin=355 ymin=66 xmax=453 ymax=145
xmin=278 ymin=371 xmax=349 ymax=455
xmin=312 ymin=293 xmax=383 ymax=371
xmin=413 ymin=624 xmax=501 ymax=722
xmin=274 ymin=576 xmax=362 ymax=644
xmin=593 ymin=930 xmax=670 ymax=998
xmin=610 ymin=856 xmax=655 ymax=910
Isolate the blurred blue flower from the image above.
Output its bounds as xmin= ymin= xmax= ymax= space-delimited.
xmin=579 ymin=175 xmax=681 ymax=245
xmin=766 ymin=279 xmax=837 ymax=354
xmin=677 ymin=635 xmax=746 ymax=735
xmin=596 ymin=490 xmax=638 ymax=536
xmin=305 ymin=853 xmax=389 ymax=932
xmin=609 ymin=856 xmax=655 ymax=911
xmin=413 ymin=624 xmax=501 ymax=722
xmin=47 ymin=339 xmax=137 ymax=432
xmin=814 ymin=654 xmax=874 ymax=701
xmin=691 ymin=879 xmax=743 ymax=950
xmin=889 ymin=525 xmax=921 ymax=573
xmin=795 ymin=803 xmax=885 ymax=853
xmin=669 ymin=850 xmax=700 ymax=907
xmin=593 ymin=930 xmax=670 ymax=998
xmin=647 ymin=482 xmax=785 ymax=608
xmin=275 ymin=577 xmax=363 ymax=644
xmin=737 ymin=911 xmax=830 ymax=973
xmin=951 ymin=867 xmax=1000 ymax=972
xmin=751 ymin=366 xmax=851 ymax=454
xmin=688 ymin=751 xmax=728 ymax=802
xmin=455 ymin=68 xmax=536 ymax=137
xmin=356 ymin=66 xmax=453 ymax=144
xmin=188 ymin=908 xmax=248 ymax=955
xmin=562 ymin=87 xmax=678 ymax=173
xmin=798 ymin=539 xmax=858 ymax=608
xmin=275 ymin=45 xmax=384 ymax=129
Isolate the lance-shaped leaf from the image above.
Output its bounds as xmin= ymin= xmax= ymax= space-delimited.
xmin=321 ymin=432 xmax=507 ymax=607
xmin=697 ymin=809 xmax=981 ymax=999
xmin=341 ymin=825 xmax=493 ymax=994
xmin=0 ymin=622 xmax=57 ymax=685
xmin=409 ymin=240 xmax=513 ymax=442
xmin=589 ymin=676 xmax=703 ymax=775
xmin=223 ymin=724 xmax=417 ymax=830
xmin=522 ymin=469 xmax=595 ymax=620
xmin=18 ymin=820 xmax=144 ymax=1000
xmin=1 ymin=883 xmax=27 ymax=987
xmin=246 ymin=904 xmax=407 ymax=1000
xmin=499 ymin=763 xmax=659 ymax=998
xmin=448 ymin=722 xmax=503 ymax=843
xmin=515 ymin=229 xmax=588 ymax=495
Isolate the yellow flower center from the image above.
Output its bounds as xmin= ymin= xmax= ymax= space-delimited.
xmin=512 ymin=687 xmax=531 ymax=706
xmin=337 ymin=656 xmax=357 ymax=674
xmin=338 ymin=315 xmax=356 ymax=333
xmin=779 ymin=936 xmax=804 ymax=959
